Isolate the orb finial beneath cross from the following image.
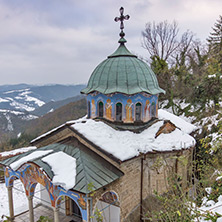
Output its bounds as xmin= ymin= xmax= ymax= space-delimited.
xmin=114 ymin=7 xmax=130 ymax=38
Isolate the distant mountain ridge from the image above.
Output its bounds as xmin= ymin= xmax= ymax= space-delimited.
xmin=0 ymin=84 xmax=86 ymax=141
xmin=0 ymin=84 xmax=85 ymax=112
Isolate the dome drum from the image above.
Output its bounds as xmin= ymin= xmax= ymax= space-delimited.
xmin=87 ymin=92 xmax=158 ymax=123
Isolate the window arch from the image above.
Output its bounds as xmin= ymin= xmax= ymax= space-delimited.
xmin=135 ymin=102 xmax=142 ymax=121
xmin=94 ymin=191 xmax=120 ymax=222
xmin=116 ymin=102 xmax=122 ymax=121
xmin=151 ymin=102 xmax=156 ymax=118
xmin=98 ymin=101 xmax=104 ymax=117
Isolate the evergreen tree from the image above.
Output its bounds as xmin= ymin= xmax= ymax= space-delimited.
xmin=208 ymin=15 xmax=222 ymax=53
xmin=207 ymin=15 xmax=222 ymax=71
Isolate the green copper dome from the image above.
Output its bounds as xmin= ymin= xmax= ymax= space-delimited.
xmin=81 ymin=39 xmax=165 ymax=95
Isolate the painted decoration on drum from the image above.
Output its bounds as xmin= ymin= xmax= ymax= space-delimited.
xmin=87 ymin=92 xmax=158 ymax=123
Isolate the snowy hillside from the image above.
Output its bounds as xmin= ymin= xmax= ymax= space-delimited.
xmin=0 ymin=88 xmax=45 ymax=112
xmin=0 ymin=84 xmax=85 ymax=137
xmin=0 ymin=84 xmax=85 ymax=112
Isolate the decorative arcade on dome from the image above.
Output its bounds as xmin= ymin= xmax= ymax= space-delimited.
xmin=81 ymin=7 xmax=165 ymax=124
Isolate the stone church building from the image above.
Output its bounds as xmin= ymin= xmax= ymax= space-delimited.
xmin=1 ymin=8 xmax=196 ymax=222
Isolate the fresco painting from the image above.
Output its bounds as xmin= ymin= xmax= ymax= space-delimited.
xmin=144 ymin=100 xmax=150 ymax=122
xmin=87 ymin=92 xmax=158 ymax=123
xmin=125 ymin=99 xmax=133 ymax=122
xmin=5 ymin=164 xmax=88 ymax=221
xmin=105 ymin=99 xmax=113 ymax=121
xmin=91 ymin=99 xmax=96 ymax=118
xmin=100 ymin=191 xmax=119 ymax=207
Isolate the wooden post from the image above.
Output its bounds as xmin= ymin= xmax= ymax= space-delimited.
xmin=7 ymin=186 xmax=14 ymax=221
xmin=54 ymin=207 xmax=60 ymax=222
xmin=28 ymin=196 xmax=34 ymax=222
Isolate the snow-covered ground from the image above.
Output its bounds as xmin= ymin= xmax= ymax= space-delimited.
xmin=0 ymin=180 xmax=40 ymax=217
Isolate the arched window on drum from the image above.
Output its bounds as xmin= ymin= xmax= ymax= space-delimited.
xmin=98 ymin=101 xmax=104 ymax=118
xmin=116 ymin=103 xmax=122 ymax=121
xmin=151 ymin=102 xmax=156 ymax=118
xmin=135 ymin=102 xmax=142 ymax=121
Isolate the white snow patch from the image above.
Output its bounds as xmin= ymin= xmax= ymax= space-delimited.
xmin=42 ymin=151 xmax=76 ymax=190
xmin=158 ymin=109 xmax=197 ymax=134
xmin=9 ymin=100 xmax=35 ymax=112
xmin=178 ymin=113 xmax=196 ymax=123
xmin=48 ymin=108 xmax=54 ymax=113
xmin=21 ymin=114 xmax=38 ymax=120
xmin=3 ymin=88 xmax=30 ymax=94
xmin=19 ymin=90 xmax=31 ymax=96
xmin=208 ymin=74 xmax=217 ymax=78
xmin=209 ymin=132 xmax=221 ymax=145
xmin=198 ymin=195 xmax=222 ymax=221
xmin=10 ymin=150 xmax=53 ymax=170
xmin=0 ymin=109 xmax=24 ymax=115
xmin=0 ymin=146 xmax=36 ymax=157
xmin=14 ymin=96 xmax=23 ymax=100
xmin=0 ymin=98 xmax=9 ymax=102
xmin=4 ymin=114 xmax=13 ymax=131
xmin=24 ymin=95 xmax=45 ymax=107
xmin=216 ymin=176 xmax=222 ymax=181
xmin=31 ymin=123 xmax=66 ymax=143
xmin=205 ymin=187 xmax=212 ymax=194
xmin=196 ymin=114 xmax=219 ymax=131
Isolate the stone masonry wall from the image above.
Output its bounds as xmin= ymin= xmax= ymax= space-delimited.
xmin=91 ymin=148 xmax=194 ymax=222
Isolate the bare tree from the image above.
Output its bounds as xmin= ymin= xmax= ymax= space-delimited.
xmin=142 ymin=20 xmax=180 ymax=61
xmin=174 ymin=30 xmax=194 ymax=67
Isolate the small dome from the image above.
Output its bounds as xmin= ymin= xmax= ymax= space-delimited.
xmin=81 ymin=39 xmax=165 ymax=95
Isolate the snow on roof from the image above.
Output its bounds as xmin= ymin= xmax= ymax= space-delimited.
xmin=71 ymin=118 xmax=195 ymax=161
xmin=158 ymin=109 xmax=197 ymax=134
xmin=31 ymin=116 xmax=86 ymax=143
xmin=0 ymin=146 xmax=36 ymax=157
xmin=42 ymin=151 xmax=76 ymax=190
xmin=10 ymin=150 xmax=53 ymax=170
xmin=31 ymin=123 xmax=66 ymax=143
xmin=31 ymin=109 xmax=196 ymax=161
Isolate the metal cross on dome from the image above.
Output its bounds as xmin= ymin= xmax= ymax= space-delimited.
xmin=114 ymin=7 xmax=130 ymax=38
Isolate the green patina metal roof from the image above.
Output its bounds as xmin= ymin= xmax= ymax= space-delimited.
xmin=0 ymin=141 xmax=123 ymax=194
xmin=81 ymin=38 xmax=165 ymax=95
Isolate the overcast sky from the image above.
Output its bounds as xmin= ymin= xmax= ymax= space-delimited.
xmin=0 ymin=0 xmax=221 ymax=85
